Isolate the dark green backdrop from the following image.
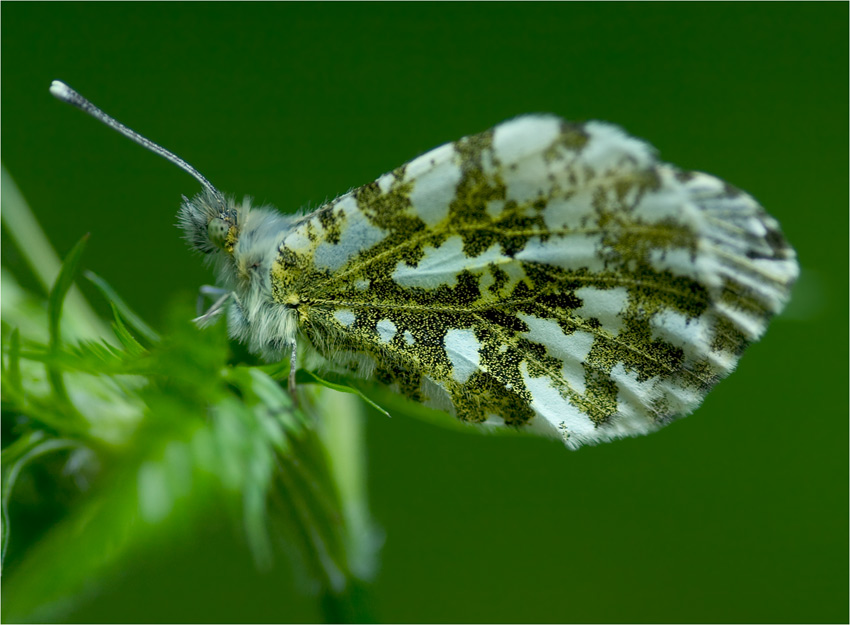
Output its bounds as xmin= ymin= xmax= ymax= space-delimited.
xmin=2 ymin=3 xmax=847 ymax=623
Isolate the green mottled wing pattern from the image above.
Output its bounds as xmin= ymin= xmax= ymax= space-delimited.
xmin=271 ymin=115 xmax=797 ymax=448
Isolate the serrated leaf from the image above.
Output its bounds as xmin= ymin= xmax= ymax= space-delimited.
xmin=85 ymin=271 xmax=159 ymax=344
xmin=110 ymin=303 xmax=146 ymax=357
xmin=20 ymin=343 xmax=134 ymax=377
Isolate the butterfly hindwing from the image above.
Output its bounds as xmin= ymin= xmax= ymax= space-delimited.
xmin=271 ymin=115 xmax=797 ymax=448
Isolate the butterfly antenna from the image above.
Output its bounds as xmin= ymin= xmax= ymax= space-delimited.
xmin=50 ymin=80 xmax=225 ymax=207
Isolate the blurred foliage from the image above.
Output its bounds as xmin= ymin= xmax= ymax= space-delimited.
xmin=1 ymin=169 xmax=379 ymax=623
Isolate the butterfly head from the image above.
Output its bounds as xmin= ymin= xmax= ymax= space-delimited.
xmin=178 ymin=190 xmax=243 ymax=256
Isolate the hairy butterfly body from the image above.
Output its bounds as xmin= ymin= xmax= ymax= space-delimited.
xmin=51 ymin=81 xmax=798 ymax=449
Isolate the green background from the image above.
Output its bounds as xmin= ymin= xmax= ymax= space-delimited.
xmin=2 ymin=3 xmax=847 ymax=623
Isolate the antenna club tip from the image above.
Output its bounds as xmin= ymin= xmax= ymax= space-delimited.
xmin=50 ymin=80 xmax=74 ymax=101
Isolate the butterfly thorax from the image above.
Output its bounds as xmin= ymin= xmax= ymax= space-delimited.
xmin=180 ymin=191 xmax=304 ymax=358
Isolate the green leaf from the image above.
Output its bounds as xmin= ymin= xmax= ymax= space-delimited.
xmin=361 ymin=380 xmax=533 ymax=439
xmin=46 ymin=234 xmax=89 ymax=410
xmin=1 ymin=425 xmax=216 ymax=623
xmin=297 ymin=369 xmax=390 ymax=419
xmin=48 ymin=234 xmax=89 ymax=351
xmin=1 ymin=435 xmax=80 ymax=570
xmin=18 ymin=343 xmax=134 ymax=377
xmin=5 ymin=327 xmax=22 ymax=394
xmin=85 ymin=271 xmax=159 ymax=344
xmin=110 ymin=303 xmax=146 ymax=357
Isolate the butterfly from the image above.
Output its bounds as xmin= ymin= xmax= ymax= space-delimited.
xmin=51 ymin=81 xmax=798 ymax=449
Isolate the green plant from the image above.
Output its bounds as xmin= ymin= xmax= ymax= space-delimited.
xmin=1 ymin=167 xmax=380 ymax=623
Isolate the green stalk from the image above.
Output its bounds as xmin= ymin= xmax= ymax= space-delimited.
xmin=315 ymin=388 xmax=379 ymax=623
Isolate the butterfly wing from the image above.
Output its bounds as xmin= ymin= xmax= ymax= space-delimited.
xmin=274 ymin=115 xmax=798 ymax=448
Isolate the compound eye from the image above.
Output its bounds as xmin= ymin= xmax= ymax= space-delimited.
xmin=208 ymin=217 xmax=230 ymax=249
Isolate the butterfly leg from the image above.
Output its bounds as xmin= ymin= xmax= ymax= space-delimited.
xmin=193 ymin=287 xmax=231 ymax=326
xmin=197 ymin=285 xmax=228 ymax=308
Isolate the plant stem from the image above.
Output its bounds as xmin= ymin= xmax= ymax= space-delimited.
xmin=316 ymin=388 xmax=380 ymax=623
